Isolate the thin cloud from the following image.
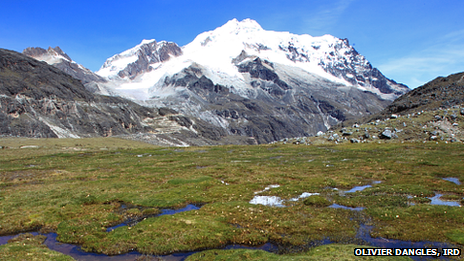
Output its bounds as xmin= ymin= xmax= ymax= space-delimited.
xmin=378 ymin=29 xmax=464 ymax=88
xmin=303 ymin=0 xmax=354 ymax=35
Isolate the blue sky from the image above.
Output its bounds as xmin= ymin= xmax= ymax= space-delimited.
xmin=1 ymin=0 xmax=463 ymax=88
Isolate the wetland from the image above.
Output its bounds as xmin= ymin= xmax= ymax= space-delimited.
xmin=0 ymin=137 xmax=463 ymax=260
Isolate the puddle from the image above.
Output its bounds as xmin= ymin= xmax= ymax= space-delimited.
xmin=254 ymin=184 xmax=280 ymax=194
xmin=345 ymin=185 xmax=372 ymax=193
xmin=250 ymin=189 xmax=319 ymax=207
xmin=328 ymin=204 xmax=364 ymax=211
xmin=428 ymin=194 xmax=461 ymax=207
xmin=442 ymin=177 xmax=461 ymax=185
xmin=288 ymin=192 xmax=320 ymax=201
xmin=249 ymin=196 xmax=285 ymax=207
xmin=344 ymin=181 xmax=381 ymax=193
xmin=107 ymin=204 xmax=201 ymax=232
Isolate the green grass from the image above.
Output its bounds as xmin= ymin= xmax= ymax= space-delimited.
xmin=0 ymin=137 xmax=463 ymax=257
xmin=303 ymin=195 xmax=332 ymax=207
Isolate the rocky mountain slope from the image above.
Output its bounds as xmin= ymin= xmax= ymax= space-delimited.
xmin=22 ymin=46 xmax=113 ymax=95
xmin=88 ymin=19 xmax=408 ymax=143
xmin=375 ymin=72 xmax=464 ymax=117
xmin=0 ymin=48 xmax=241 ymax=146
xmin=280 ymin=71 xmax=464 ymax=145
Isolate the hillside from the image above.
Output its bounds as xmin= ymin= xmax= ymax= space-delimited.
xmin=0 ymin=48 xmax=241 ymax=146
xmin=281 ymin=72 xmax=464 ymax=145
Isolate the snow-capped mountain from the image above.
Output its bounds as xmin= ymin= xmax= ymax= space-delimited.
xmin=23 ymin=46 xmax=110 ymax=94
xmin=90 ymin=18 xmax=408 ymax=143
xmin=97 ymin=18 xmax=408 ymax=101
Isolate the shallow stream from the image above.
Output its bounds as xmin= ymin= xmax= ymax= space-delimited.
xmin=1 ymin=182 xmax=461 ymax=260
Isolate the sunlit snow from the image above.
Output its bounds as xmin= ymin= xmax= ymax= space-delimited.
xmin=94 ymin=18 xmax=403 ymax=101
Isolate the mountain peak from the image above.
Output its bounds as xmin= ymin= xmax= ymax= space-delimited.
xmin=47 ymin=46 xmax=72 ymax=61
xmin=217 ymin=18 xmax=263 ymax=34
xmin=23 ymin=46 xmax=71 ymax=64
xmin=140 ymin=39 xmax=156 ymax=45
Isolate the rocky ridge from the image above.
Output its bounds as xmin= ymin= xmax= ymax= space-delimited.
xmin=22 ymin=46 xmax=111 ymax=94
xmin=0 ymin=48 xmax=242 ymax=146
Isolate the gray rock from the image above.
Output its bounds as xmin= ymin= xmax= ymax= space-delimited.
xmin=350 ymin=138 xmax=360 ymax=143
xmin=364 ymin=132 xmax=370 ymax=139
xmin=434 ymin=115 xmax=442 ymax=120
xmin=450 ymin=114 xmax=457 ymax=120
xmin=380 ymin=129 xmax=394 ymax=139
xmin=461 ymin=109 xmax=464 ymax=115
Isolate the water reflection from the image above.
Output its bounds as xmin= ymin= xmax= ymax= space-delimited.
xmin=442 ymin=177 xmax=461 ymax=185
xmin=328 ymin=203 xmax=365 ymax=211
xmin=428 ymin=194 xmax=461 ymax=207
xmin=107 ymin=204 xmax=201 ymax=232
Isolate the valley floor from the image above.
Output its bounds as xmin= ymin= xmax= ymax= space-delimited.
xmin=0 ymin=138 xmax=462 ymax=260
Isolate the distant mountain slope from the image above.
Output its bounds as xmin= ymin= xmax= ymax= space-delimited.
xmin=0 ymin=48 xmax=234 ymax=146
xmin=378 ymin=72 xmax=464 ymax=117
xmin=307 ymin=71 xmax=464 ymax=144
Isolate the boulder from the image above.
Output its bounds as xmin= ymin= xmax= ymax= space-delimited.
xmin=380 ymin=129 xmax=394 ymax=139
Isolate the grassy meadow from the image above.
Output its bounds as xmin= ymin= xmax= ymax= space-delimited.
xmin=0 ymin=137 xmax=463 ymax=260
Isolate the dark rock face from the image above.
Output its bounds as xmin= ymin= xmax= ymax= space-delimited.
xmin=116 ymin=41 xmax=182 ymax=80
xmin=1 ymin=49 xmax=92 ymax=101
xmin=237 ymin=57 xmax=290 ymax=97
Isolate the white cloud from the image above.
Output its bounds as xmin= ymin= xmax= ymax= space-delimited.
xmin=377 ymin=29 xmax=464 ymax=88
